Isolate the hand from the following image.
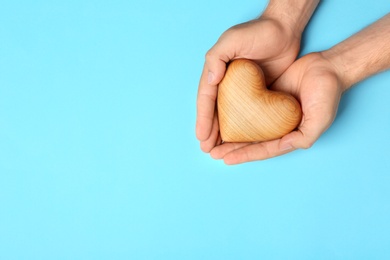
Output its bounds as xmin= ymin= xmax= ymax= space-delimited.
xmin=196 ymin=17 xmax=301 ymax=153
xmin=210 ymin=53 xmax=344 ymax=164
xmin=210 ymin=12 xmax=390 ymax=165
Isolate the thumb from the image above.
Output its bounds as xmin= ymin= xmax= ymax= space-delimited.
xmin=205 ymin=42 xmax=233 ymax=85
xmin=279 ymin=115 xmax=331 ymax=151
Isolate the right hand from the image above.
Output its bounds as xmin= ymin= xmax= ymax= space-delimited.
xmin=209 ymin=52 xmax=344 ymax=164
xmin=196 ymin=18 xmax=302 ymax=152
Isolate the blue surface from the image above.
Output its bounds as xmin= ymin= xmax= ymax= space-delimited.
xmin=1 ymin=0 xmax=390 ymax=259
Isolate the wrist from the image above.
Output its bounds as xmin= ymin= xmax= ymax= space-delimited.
xmin=321 ymin=14 xmax=390 ymax=92
xmin=321 ymin=48 xmax=351 ymax=92
xmin=261 ymin=0 xmax=319 ymax=39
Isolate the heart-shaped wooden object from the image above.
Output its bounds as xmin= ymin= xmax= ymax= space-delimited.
xmin=217 ymin=59 xmax=302 ymax=142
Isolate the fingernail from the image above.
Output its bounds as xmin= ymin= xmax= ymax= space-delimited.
xmin=208 ymin=71 xmax=214 ymax=84
xmin=281 ymin=143 xmax=293 ymax=151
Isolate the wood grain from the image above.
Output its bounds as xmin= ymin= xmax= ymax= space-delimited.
xmin=217 ymin=59 xmax=302 ymax=142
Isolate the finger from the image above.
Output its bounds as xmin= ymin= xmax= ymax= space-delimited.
xmin=218 ymin=113 xmax=330 ymax=164
xmin=221 ymin=115 xmax=331 ymax=165
xmin=196 ymin=65 xmax=217 ymax=141
xmin=200 ymin=111 xmax=220 ymax=153
xmin=215 ymin=133 xmax=223 ymax=147
xmin=196 ymin=34 xmax=237 ymax=141
xmin=210 ymin=142 xmax=251 ymax=159
xmin=204 ymin=44 xmax=231 ymax=85
xmin=279 ymin=112 xmax=332 ymax=150
xmin=223 ymin=139 xmax=293 ymax=165
xmin=270 ymin=70 xmax=298 ymax=97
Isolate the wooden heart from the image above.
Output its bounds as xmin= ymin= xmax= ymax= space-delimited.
xmin=217 ymin=59 xmax=302 ymax=142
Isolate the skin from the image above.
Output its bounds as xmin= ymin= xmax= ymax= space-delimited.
xmin=196 ymin=2 xmax=390 ymax=165
xmin=211 ymin=13 xmax=390 ymax=165
xmin=196 ymin=0 xmax=319 ymax=152
xmin=210 ymin=52 xmax=343 ymax=164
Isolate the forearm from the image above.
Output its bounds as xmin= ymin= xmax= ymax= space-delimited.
xmin=262 ymin=0 xmax=320 ymax=38
xmin=323 ymin=13 xmax=390 ymax=90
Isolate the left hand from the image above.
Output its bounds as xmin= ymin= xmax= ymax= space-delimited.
xmin=196 ymin=18 xmax=301 ymax=153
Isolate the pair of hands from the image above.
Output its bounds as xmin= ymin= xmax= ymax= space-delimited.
xmin=196 ymin=18 xmax=344 ymax=164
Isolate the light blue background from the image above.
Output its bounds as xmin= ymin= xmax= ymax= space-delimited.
xmin=1 ymin=0 xmax=390 ymax=259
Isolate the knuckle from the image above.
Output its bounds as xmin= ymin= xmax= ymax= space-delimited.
xmin=225 ymin=26 xmax=237 ymax=34
xmin=324 ymin=113 xmax=335 ymax=126
xmin=205 ymin=49 xmax=215 ymax=61
xmin=224 ymin=27 xmax=240 ymax=40
xmin=301 ymin=140 xmax=314 ymax=149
